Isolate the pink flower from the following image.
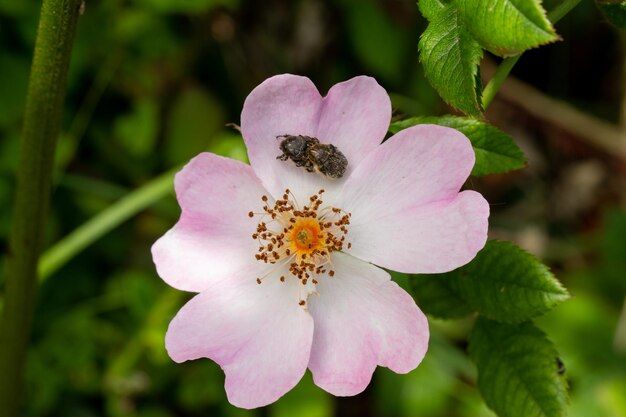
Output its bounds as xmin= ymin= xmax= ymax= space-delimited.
xmin=152 ymin=75 xmax=489 ymax=409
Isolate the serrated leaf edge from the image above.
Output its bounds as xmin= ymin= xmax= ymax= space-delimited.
xmin=488 ymin=240 xmax=570 ymax=298
xmin=418 ymin=6 xmax=484 ymax=117
xmin=459 ymin=0 xmax=561 ymax=57
xmin=469 ymin=319 xmax=569 ymax=417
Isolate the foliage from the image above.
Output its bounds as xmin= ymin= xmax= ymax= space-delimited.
xmin=411 ymin=241 xmax=569 ymax=323
xmin=418 ymin=0 xmax=484 ymax=117
xmin=469 ymin=318 xmax=569 ymax=417
xmin=456 ymin=0 xmax=558 ymax=56
xmin=390 ymin=115 xmax=526 ymax=176
xmin=418 ymin=0 xmax=558 ymax=116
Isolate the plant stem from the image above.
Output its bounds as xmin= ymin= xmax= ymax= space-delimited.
xmin=39 ymin=167 xmax=178 ymax=281
xmin=547 ymin=0 xmax=583 ymax=24
xmin=482 ymin=56 xmax=521 ymax=109
xmin=481 ymin=0 xmax=583 ymax=110
xmin=0 ymin=0 xmax=82 ymax=414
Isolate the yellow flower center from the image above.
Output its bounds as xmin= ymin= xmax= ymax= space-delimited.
xmin=290 ymin=218 xmax=324 ymax=255
xmin=248 ymin=189 xmax=351 ymax=306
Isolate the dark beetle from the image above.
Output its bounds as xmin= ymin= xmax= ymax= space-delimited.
xmin=308 ymin=142 xmax=348 ymax=179
xmin=277 ymin=135 xmax=316 ymax=167
xmin=276 ymin=135 xmax=348 ymax=179
xmin=556 ymin=357 xmax=566 ymax=375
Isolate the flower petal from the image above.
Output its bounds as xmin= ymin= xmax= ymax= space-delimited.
xmin=336 ymin=124 xmax=489 ymax=273
xmin=307 ymin=253 xmax=429 ymax=396
xmin=166 ymin=276 xmax=314 ymax=409
xmin=240 ymin=74 xmax=390 ymax=203
xmin=316 ymin=76 xmax=391 ymax=169
xmin=152 ymin=153 xmax=267 ymax=292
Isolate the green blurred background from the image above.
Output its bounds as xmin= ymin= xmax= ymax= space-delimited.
xmin=1 ymin=0 xmax=625 ymax=416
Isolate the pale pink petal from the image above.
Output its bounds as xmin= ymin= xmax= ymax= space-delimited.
xmin=316 ymin=76 xmax=391 ymax=168
xmin=166 ymin=275 xmax=314 ymax=409
xmin=307 ymin=253 xmax=429 ymax=396
xmin=152 ymin=153 xmax=267 ymax=292
xmin=240 ymin=74 xmax=324 ymax=202
xmin=240 ymin=74 xmax=390 ymax=204
xmin=336 ymin=124 xmax=489 ymax=273
xmin=346 ymin=191 xmax=489 ymax=273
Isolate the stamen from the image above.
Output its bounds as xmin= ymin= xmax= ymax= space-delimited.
xmin=249 ymin=188 xmax=351 ymax=306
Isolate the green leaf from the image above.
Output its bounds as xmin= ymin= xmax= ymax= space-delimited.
xmin=411 ymin=241 xmax=569 ymax=323
xmin=419 ymin=0 xmax=446 ymax=19
xmin=410 ymin=271 xmax=474 ymax=319
xmin=456 ymin=0 xmax=559 ymax=56
xmin=418 ymin=0 xmax=483 ymax=118
xmin=390 ymin=115 xmax=526 ymax=176
xmin=595 ymin=0 xmax=626 ymax=29
xmin=469 ymin=318 xmax=569 ymax=417
xmin=454 ymin=241 xmax=570 ymax=322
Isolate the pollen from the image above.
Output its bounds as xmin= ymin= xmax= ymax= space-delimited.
xmin=249 ymin=189 xmax=351 ymax=306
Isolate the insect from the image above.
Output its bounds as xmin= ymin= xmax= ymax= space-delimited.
xmin=556 ymin=357 xmax=566 ymax=375
xmin=276 ymin=135 xmax=348 ymax=179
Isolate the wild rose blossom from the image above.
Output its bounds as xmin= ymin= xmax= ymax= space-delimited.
xmin=152 ymin=75 xmax=489 ymax=409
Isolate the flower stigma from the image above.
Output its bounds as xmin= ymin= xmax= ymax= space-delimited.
xmin=248 ymin=189 xmax=351 ymax=307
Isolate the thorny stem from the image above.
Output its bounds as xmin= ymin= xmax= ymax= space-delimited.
xmin=0 ymin=0 xmax=82 ymax=414
xmin=481 ymin=0 xmax=584 ymax=110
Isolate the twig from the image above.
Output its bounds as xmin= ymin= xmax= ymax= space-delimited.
xmin=0 ymin=0 xmax=82 ymax=414
xmin=484 ymin=61 xmax=626 ymax=160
